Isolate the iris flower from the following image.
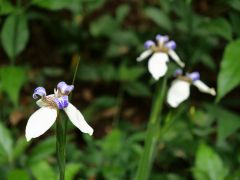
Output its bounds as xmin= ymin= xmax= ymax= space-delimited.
xmin=167 ymin=70 xmax=216 ymax=108
xmin=137 ymin=34 xmax=185 ymax=80
xmin=25 ymin=82 xmax=93 ymax=141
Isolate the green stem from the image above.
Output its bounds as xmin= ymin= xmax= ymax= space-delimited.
xmin=56 ymin=56 xmax=80 ymax=180
xmin=56 ymin=114 xmax=66 ymax=180
xmin=135 ymin=77 xmax=167 ymax=180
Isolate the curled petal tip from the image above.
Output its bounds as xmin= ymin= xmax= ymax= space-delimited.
xmin=156 ymin=34 xmax=169 ymax=43
xmin=165 ymin=40 xmax=176 ymax=50
xmin=57 ymin=81 xmax=74 ymax=94
xmin=33 ymin=87 xmax=46 ymax=99
xmin=144 ymin=40 xmax=155 ymax=49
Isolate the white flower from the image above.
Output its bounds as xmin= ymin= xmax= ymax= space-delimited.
xmin=167 ymin=70 xmax=216 ymax=108
xmin=25 ymin=82 xmax=93 ymax=141
xmin=137 ymin=34 xmax=185 ymax=80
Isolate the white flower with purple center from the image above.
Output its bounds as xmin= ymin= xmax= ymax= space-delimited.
xmin=137 ymin=34 xmax=185 ymax=80
xmin=167 ymin=69 xmax=216 ymax=108
xmin=25 ymin=82 xmax=93 ymax=141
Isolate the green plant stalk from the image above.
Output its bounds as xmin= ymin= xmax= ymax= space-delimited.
xmin=56 ymin=113 xmax=66 ymax=180
xmin=135 ymin=77 xmax=167 ymax=180
xmin=56 ymin=56 xmax=80 ymax=180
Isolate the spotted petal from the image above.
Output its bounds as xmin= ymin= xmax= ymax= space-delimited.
xmin=167 ymin=79 xmax=190 ymax=108
xmin=168 ymin=49 xmax=185 ymax=68
xmin=136 ymin=49 xmax=153 ymax=62
xmin=193 ymin=80 xmax=216 ymax=96
xmin=148 ymin=52 xmax=169 ymax=80
xmin=25 ymin=107 xmax=57 ymax=141
xmin=64 ymin=103 xmax=93 ymax=136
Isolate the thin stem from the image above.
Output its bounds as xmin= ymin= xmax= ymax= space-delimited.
xmin=56 ymin=114 xmax=65 ymax=180
xmin=135 ymin=77 xmax=167 ymax=180
xmin=56 ymin=56 xmax=80 ymax=180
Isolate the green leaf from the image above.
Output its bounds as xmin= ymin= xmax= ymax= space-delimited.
xmin=32 ymin=0 xmax=79 ymax=11
xmin=90 ymin=15 xmax=118 ymax=37
xmin=125 ymin=82 xmax=151 ymax=97
xmin=144 ymin=7 xmax=172 ymax=31
xmin=193 ymin=143 xmax=228 ymax=180
xmin=31 ymin=161 xmax=56 ymax=180
xmin=1 ymin=14 xmax=29 ymax=61
xmin=118 ymin=64 xmax=145 ymax=82
xmin=0 ymin=122 xmax=13 ymax=161
xmin=27 ymin=137 xmax=56 ymax=164
xmin=204 ymin=18 xmax=232 ymax=41
xmin=228 ymin=0 xmax=240 ymax=11
xmin=65 ymin=163 xmax=81 ymax=180
xmin=0 ymin=66 xmax=26 ymax=106
xmin=7 ymin=169 xmax=29 ymax=180
xmin=13 ymin=137 xmax=29 ymax=160
xmin=116 ymin=4 xmax=130 ymax=23
xmin=0 ymin=0 xmax=14 ymax=15
xmin=217 ymin=39 xmax=240 ymax=101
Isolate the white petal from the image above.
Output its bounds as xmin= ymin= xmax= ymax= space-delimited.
xmin=25 ymin=107 xmax=57 ymax=141
xmin=167 ymin=79 xmax=190 ymax=108
xmin=136 ymin=49 xmax=153 ymax=62
xmin=193 ymin=80 xmax=216 ymax=96
xmin=148 ymin=52 xmax=169 ymax=80
xmin=168 ymin=49 xmax=185 ymax=68
xmin=64 ymin=103 xmax=93 ymax=136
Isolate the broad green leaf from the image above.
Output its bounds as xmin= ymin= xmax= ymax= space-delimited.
xmin=125 ymin=82 xmax=151 ymax=97
xmin=7 ymin=169 xmax=29 ymax=180
xmin=31 ymin=161 xmax=56 ymax=180
xmin=217 ymin=39 xmax=240 ymax=101
xmin=90 ymin=15 xmax=118 ymax=37
xmin=118 ymin=64 xmax=145 ymax=82
xmin=193 ymin=143 xmax=228 ymax=180
xmin=204 ymin=104 xmax=240 ymax=142
xmin=0 ymin=0 xmax=14 ymax=15
xmin=0 ymin=66 xmax=26 ymax=106
xmin=32 ymin=0 xmax=79 ymax=11
xmin=13 ymin=137 xmax=29 ymax=160
xmin=116 ymin=4 xmax=130 ymax=23
xmin=228 ymin=0 xmax=240 ymax=11
xmin=0 ymin=122 xmax=13 ymax=161
xmin=204 ymin=18 xmax=232 ymax=41
xmin=144 ymin=7 xmax=172 ymax=31
xmin=1 ymin=14 xmax=29 ymax=61
xmin=27 ymin=137 xmax=56 ymax=164
xmin=65 ymin=163 xmax=81 ymax=180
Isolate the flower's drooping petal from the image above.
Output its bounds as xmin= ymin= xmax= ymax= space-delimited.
xmin=156 ymin=34 xmax=169 ymax=43
xmin=167 ymin=79 xmax=191 ymax=108
xmin=187 ymin=72 xmax=200 ymax=82
xmin=148 ymin=52 xmax=169 ymax=80
xmin=168 ymin=49 xmax=185 ymax=68
xmin=64 ymin=103 xmax=93 ymax=136
xmin=54 ymin=96 xmax=69 ymax=109
xmin=193 ymin=80 xmax=216 ymax=96
xmin=165 ymin=40 xmax=176 ymax=50
xmin=144 ymin=40 xmax=155 ymax=49
xmin=33 ymin=87 xmax=46 ymax=99
xmin=57 ymin=81 xmax=74 ymax=95
xmin=25 ymin=107 xmax=57 ymax=141
xmin=136 ymin=49 xmax=153 ymax=62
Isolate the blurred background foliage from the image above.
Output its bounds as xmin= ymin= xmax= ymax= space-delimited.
xmin=0 ymin=0 xmax=240 ymax=179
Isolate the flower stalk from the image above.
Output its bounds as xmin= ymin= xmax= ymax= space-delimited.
xmin=135 ymin=77 xmax=167 ymax=180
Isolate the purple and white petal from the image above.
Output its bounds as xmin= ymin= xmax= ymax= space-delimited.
xmin=165 ymin=40 xmax=176 ymax=50
xmin=148 ymin=52 xmax=169 ymax=80
xmin=156 ymin=34 xmax=169 ymax=43
xmin=193 ymin=80 xmax=216 ymax=96
xmin=167 ymin=79 xmax=191 ymax=108
xmin=57 ymin=81 xmax=74 ymax=94
xmin=64 ymin=103 xmax=93 ymax=136
xmin=33 ymin=87 xmax=46 ymax=99
xmin=168 ymin=49 xmax=185 ymax=68
xmin=25 ymin=107 xmax=57 ymax=141
xmin=187 ymin=72 xmax=200 ymax=82
xmin=144 ymin=40 xmax=155 ymax=49
xmin=54 ymin=96 xmax=69 ymax=109
xmin=136 ymin=49 xmax=153 ymax=62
